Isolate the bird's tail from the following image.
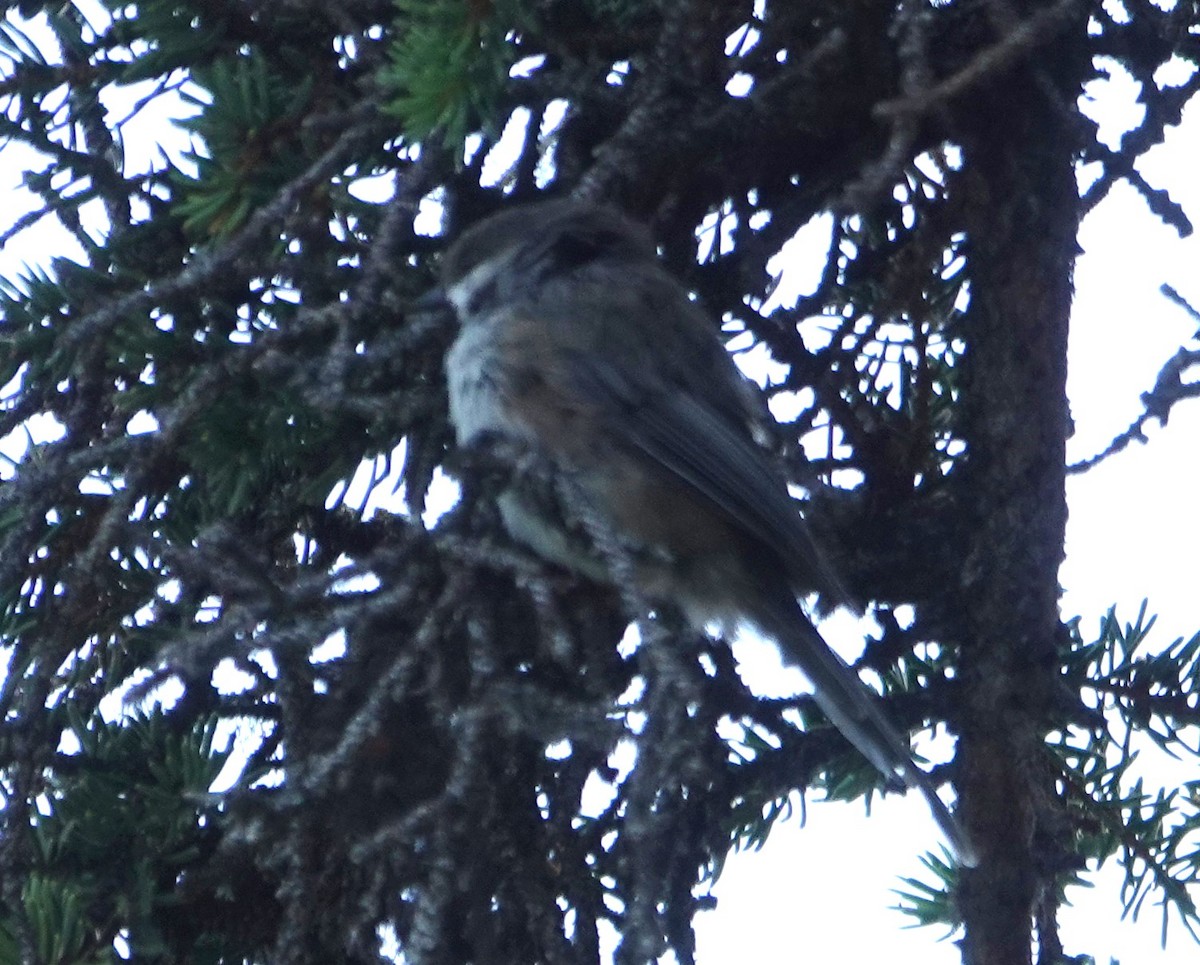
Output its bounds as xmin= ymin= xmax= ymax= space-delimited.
xmin=751 ymin=597 xmax=977 ymax=866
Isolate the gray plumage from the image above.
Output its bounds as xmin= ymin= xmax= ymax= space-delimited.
xmin=436 ymin=199 xmax=975 ymax=865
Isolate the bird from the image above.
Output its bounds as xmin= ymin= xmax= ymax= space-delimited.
xmin=427 ymin=197 xmax=975 ymax=865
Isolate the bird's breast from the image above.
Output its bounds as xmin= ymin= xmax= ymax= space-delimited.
xmin=446 ymin=309 xmax=603 ymax=460
xmin=445 ymin=316 xmax=522 ymax=447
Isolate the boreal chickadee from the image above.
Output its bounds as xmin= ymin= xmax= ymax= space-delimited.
xmin=422 ymin=199 xmax=975 ymax=865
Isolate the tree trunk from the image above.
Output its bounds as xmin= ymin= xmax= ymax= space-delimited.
xmin=953 ymin=31 xmax=1085 ymax=965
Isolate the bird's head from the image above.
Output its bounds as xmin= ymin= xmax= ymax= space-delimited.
xmin=431 ymin=199 xmax=657 ymax=321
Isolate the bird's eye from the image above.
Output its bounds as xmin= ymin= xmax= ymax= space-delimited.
xmin=548 ymin=229 xmax=618 ymax=273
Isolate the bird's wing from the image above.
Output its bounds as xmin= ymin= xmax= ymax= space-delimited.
xmin=560 ymin=319 xmax=979 ymax=856
xmin=560 ymin=338 xmax=853 ymax=607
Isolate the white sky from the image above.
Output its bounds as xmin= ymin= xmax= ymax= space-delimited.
xmin=1 ymin=7 xmax=1199 ymax=963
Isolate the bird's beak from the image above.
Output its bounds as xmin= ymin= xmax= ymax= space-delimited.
xmin=408 ymin=285 xmax=453 ymax=317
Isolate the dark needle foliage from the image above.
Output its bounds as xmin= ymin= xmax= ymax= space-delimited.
xmin=0 ymin=1 xmax=1199 ymax=963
